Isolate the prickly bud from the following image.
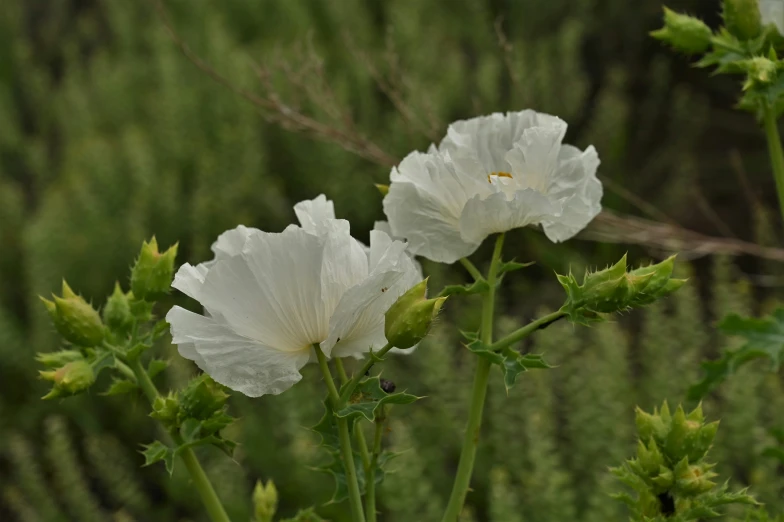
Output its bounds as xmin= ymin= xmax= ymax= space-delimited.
xmin=130 ymin=237 xmax=178 ymax=301
xmin=151 ymin=393 xmax=180 ymax=425
xmin=638 ymin=439 xmax=664 ymax=476
xmin=385 ymin=279 xmax=446 ymax=348
xmin=40 ymin=360 xmax=95 ymax=399
xmin=253 ymin=479 xmax=278 ymax=522
xmin=723 ymin=0 xmax=762 ymax=39
xmin=41 ymin=281 xmax=105 ymax=347
xmin=651 ymin=7 xmax=713 ymax=54
xmin=103 ymin=283 xmax=134 ymax=333
xmin=36 ymin=350 xmax=84 ymax=368
xmin=676 ymin=463 xmax=718 ymax=495
xmin=180 ymin=375 xmax=229 ymax=421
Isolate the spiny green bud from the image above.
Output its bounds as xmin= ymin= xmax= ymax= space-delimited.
xmin=36 ymin=349 xmax=84 ymax=368
xmin=41 ymin=281 xmax=105 ymax=347
xmin=130 ymin=237 xmax=178 ymax=301
xmin=151 ymin=393 xmax=180 ymax=425
xmin=723 ymin=0 xmax=762 ymax=39
xmin=253 ymin=479 xmax=278 ymax=522
xmin=384 ymin=279 xmax=446 ymax=348
xmin=103 ymin=282 xmax=134 ymax=334
xmin=40 ymin=360 xmax=95 ymax=399
xmin=375 ymin=184 xmax=389 ymax=196
xmin=740 ymin=56 xmax=781 ymax=90
xmin=637 ymin=439 xmax=665 ymax=476
xmin=180 ymin=375 xmax=230 ymax=421
xmin=676 ymin=462 xmax=718 ymax=495
xmin=651 ymin=7 xmax=713 ymax=54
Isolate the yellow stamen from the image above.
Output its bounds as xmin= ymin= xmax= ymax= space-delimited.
xmin=487 ymin=171 xmax=513 ymax=183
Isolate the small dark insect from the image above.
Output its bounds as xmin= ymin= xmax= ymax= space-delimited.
xmin=381 ymin=287 xmax=388 ymax=293
xmin=379 ymin=379 xmax=396 ymax=393
xmin=657 ymin=492 xmax=675 ymax=517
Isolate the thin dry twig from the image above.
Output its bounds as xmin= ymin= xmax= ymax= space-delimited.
xmin=151 ymin=0 xmax=784 ymax=264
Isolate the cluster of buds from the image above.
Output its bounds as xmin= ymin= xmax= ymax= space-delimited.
xmin=612 ymin=402 xmax=757 ymax=520
xmin=384 ymin=278 xmax=446 ymax=349
xmin=558 ymin=255 xmax=685 ymax=323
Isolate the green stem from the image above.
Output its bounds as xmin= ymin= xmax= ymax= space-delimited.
xmin=763 ymin=107 xmax=784 ymax=224
xmin=365 ymin=408 xmax=386 ymax=522
xmin=127 ymin=358 xmax=231 ymax=522
xmin=459 ymin=258 xmax=483 ymax=281
xmin=338 ymin=342 xmax=394 ymax=404
xmin=315 ymin=347 xmax=366 ymax=522
xmin=335 ymin=359 xmax=372 ymax=470
xmin=441 ymin=233 xmax=505 ymax=522
xmin=488 ymin=310 xmax=567 ymax=353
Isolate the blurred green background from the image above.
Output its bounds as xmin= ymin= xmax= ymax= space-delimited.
xmin=2 ymin=0 xmax=784 ymax=521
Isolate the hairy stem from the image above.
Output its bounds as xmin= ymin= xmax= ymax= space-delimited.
xmin=488 ymin=310 xmax=567 ymax=353
xmin=127 ymin=357 xmax=231 ymax=522
xmin=441 ymin=233 xmax=505 ymax=522
xmin=316 ymin=348 xmax=366 ymax=522
xmin=365 ymin=408 xmax=386 ymax=522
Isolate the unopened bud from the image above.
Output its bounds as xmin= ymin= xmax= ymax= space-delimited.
xmin=130 ymin=237 xmax=178 ymax=301
xmin=36 ymin=350 xmax=84 ymax=368
xmin=676 ymin=462 xmax=718 ymax=495
xmin=724 ymin=0 xmax=763 ymax=39
xmin=41 ymin=281 xmax=105 ymax=347
xmin=651 ymin=7 xmax=713 ymax=54
xmin=385 ymin=279 xmax=446 ymax=348
xmin=375 ymin=184 xmax=390 ymax=196
xmin=103 ymin=282 xmax=134 ymax=334
xmin=253 ymin=479 xmax=278 ymax=522
xmin=180 ymin=375 xmax=230 ymax=421
xmin=40 ymin=360 xmax=95 ymax=399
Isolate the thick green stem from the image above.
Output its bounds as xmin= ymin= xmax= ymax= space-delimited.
xmin=488 ymin=310 xmax=567 ymax=353
xmin=335 ymin=359 xmax=372 ymax=470
xmin=441 ymin=233 xmax=505 ymax=522
xmin=763 ymin=107 xmax=784 ymax=225
xmin=315 ymin=348 xmax=366 ymax=522
xmin=365 ymin=409 xmax=386 ymax=522
xmin=459 ymin=258 xmax=483 ymax=281
xmin=127 ymin=358 xmax=231 ymax=522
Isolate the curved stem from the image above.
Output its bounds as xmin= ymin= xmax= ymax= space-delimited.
xmin=127 ymin=357 xmax=231 ymax=522
xmin=365 ymin=408 xmax=386 ymax=522
xmin=763 ymin=107 xmax=784 ymax=224
xmin=441 ymin=233 xmax=505 ymax=522
xmin=339 ymin=342 xmax=393 ymax=404
xmin=459 ymin=258 xmax=483 ymax=281
xmin=315 ymin=348 xmax=366 ymax=522
xmin=488 ymin=310 xmax=567 ymax=353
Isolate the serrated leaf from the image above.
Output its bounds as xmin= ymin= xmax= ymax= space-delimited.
xmin=437 ymin=278 xmax=489 ymax=298
xmin=311 ymin=400 xmax=341 ymax=451
xmin=335 ymin=377 xmax=419 ymax=422
xmin=497 ymin=259 xmax=535 ymax=277
xmin=102 ymin=378 xmax=137 ymax=396
xmin=141 ymin=440 xmax=175 ymax=475
xmin=465 ymin=338 xmax=552 ymax=390
xmin=147 ymin=358 xmax=169 ymax=379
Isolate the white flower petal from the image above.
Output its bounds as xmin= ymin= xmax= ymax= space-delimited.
xmin=294 ymin=194 xmax=336 ymax=234
xmin=761 ymin=0 xmax=784 ymax=34
xmin=504 ymin=119 xmax=567 ymax=192
xmin=197 ymin=227 xmax=328 ymax=351
xmin=212 ymin=225 xmax=260 ymax=259
xmin=319 ymin=219 xmax=370 ymax=319
xmin=384 ymin=179 xmax=480 ymax=264
xmin=459 ymin=189 xmax=559 ymax=244
xmin=167 ymin=306 xmax=308 ymax=397
xmin=172 ymin=263 xmax=209 ymax=300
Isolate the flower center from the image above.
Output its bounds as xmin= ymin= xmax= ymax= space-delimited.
xmin=487 ymin=171 xmax=513 ymax=183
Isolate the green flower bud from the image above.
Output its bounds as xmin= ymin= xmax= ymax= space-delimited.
xmin=103 ymin=282 xmax=135 ymax=334
xmin=384 ymin=279 xmax=446 ymax=348
xmin=41 ymin=281 xmax=105 ymax=347
xmin=676 ymin=463 xmax=717 ymax=495
xmin=375 ymin=184 xmax=389 ymax=196
xmin=253 ymin=479 xmax=278 ymax=522
xmin=180 ymin=375 xmax=230 ymax=421
xmin=723 ymin=0 xmax=762 ymax=40
xmin=651 ymin=7 xmax=713 ymax=54
xmin=740 ymin=56 xmax=781 ymax=91
xmin=36 ymin=349 xmax=84 ymax=368
xmin=130 ymin=237 xmax=178 ymax=301
xmin=151 ymin=393 xmax=180 ymax=425
xmin=40 ymin=360 xmax=96 ymax=399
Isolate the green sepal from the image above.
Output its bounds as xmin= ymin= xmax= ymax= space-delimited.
xmin=102 ymin=378 xmax=137 ymax=396
xmin=335 ymin=376 xmax=420 ymax=422
xmin=437 ymin=278 xmax=489 ymax=298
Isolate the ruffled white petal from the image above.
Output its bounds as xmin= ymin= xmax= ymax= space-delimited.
xmin=294 ymin=194 xmax=336 ymax=234
xmin=167 ymin=307 xmax=309 ymax=397
xmin=172 ymin=263 xmax=209 ymax=300
xmin=760 ymin=0 xmax=784 ymax=34
xmin=459 ymin=190 xmax=559 ymax=244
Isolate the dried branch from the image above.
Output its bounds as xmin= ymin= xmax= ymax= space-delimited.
xmin=151 ymin=0 xmax=784 ymax=264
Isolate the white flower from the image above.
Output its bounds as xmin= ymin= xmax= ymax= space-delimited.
xmin=760 ymin=0 xmax=784 ymax=35
xmin=166 ymin=195 xmax=421 ymax=397
xmin=382 ymin=110 xmax=602 ymax=264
